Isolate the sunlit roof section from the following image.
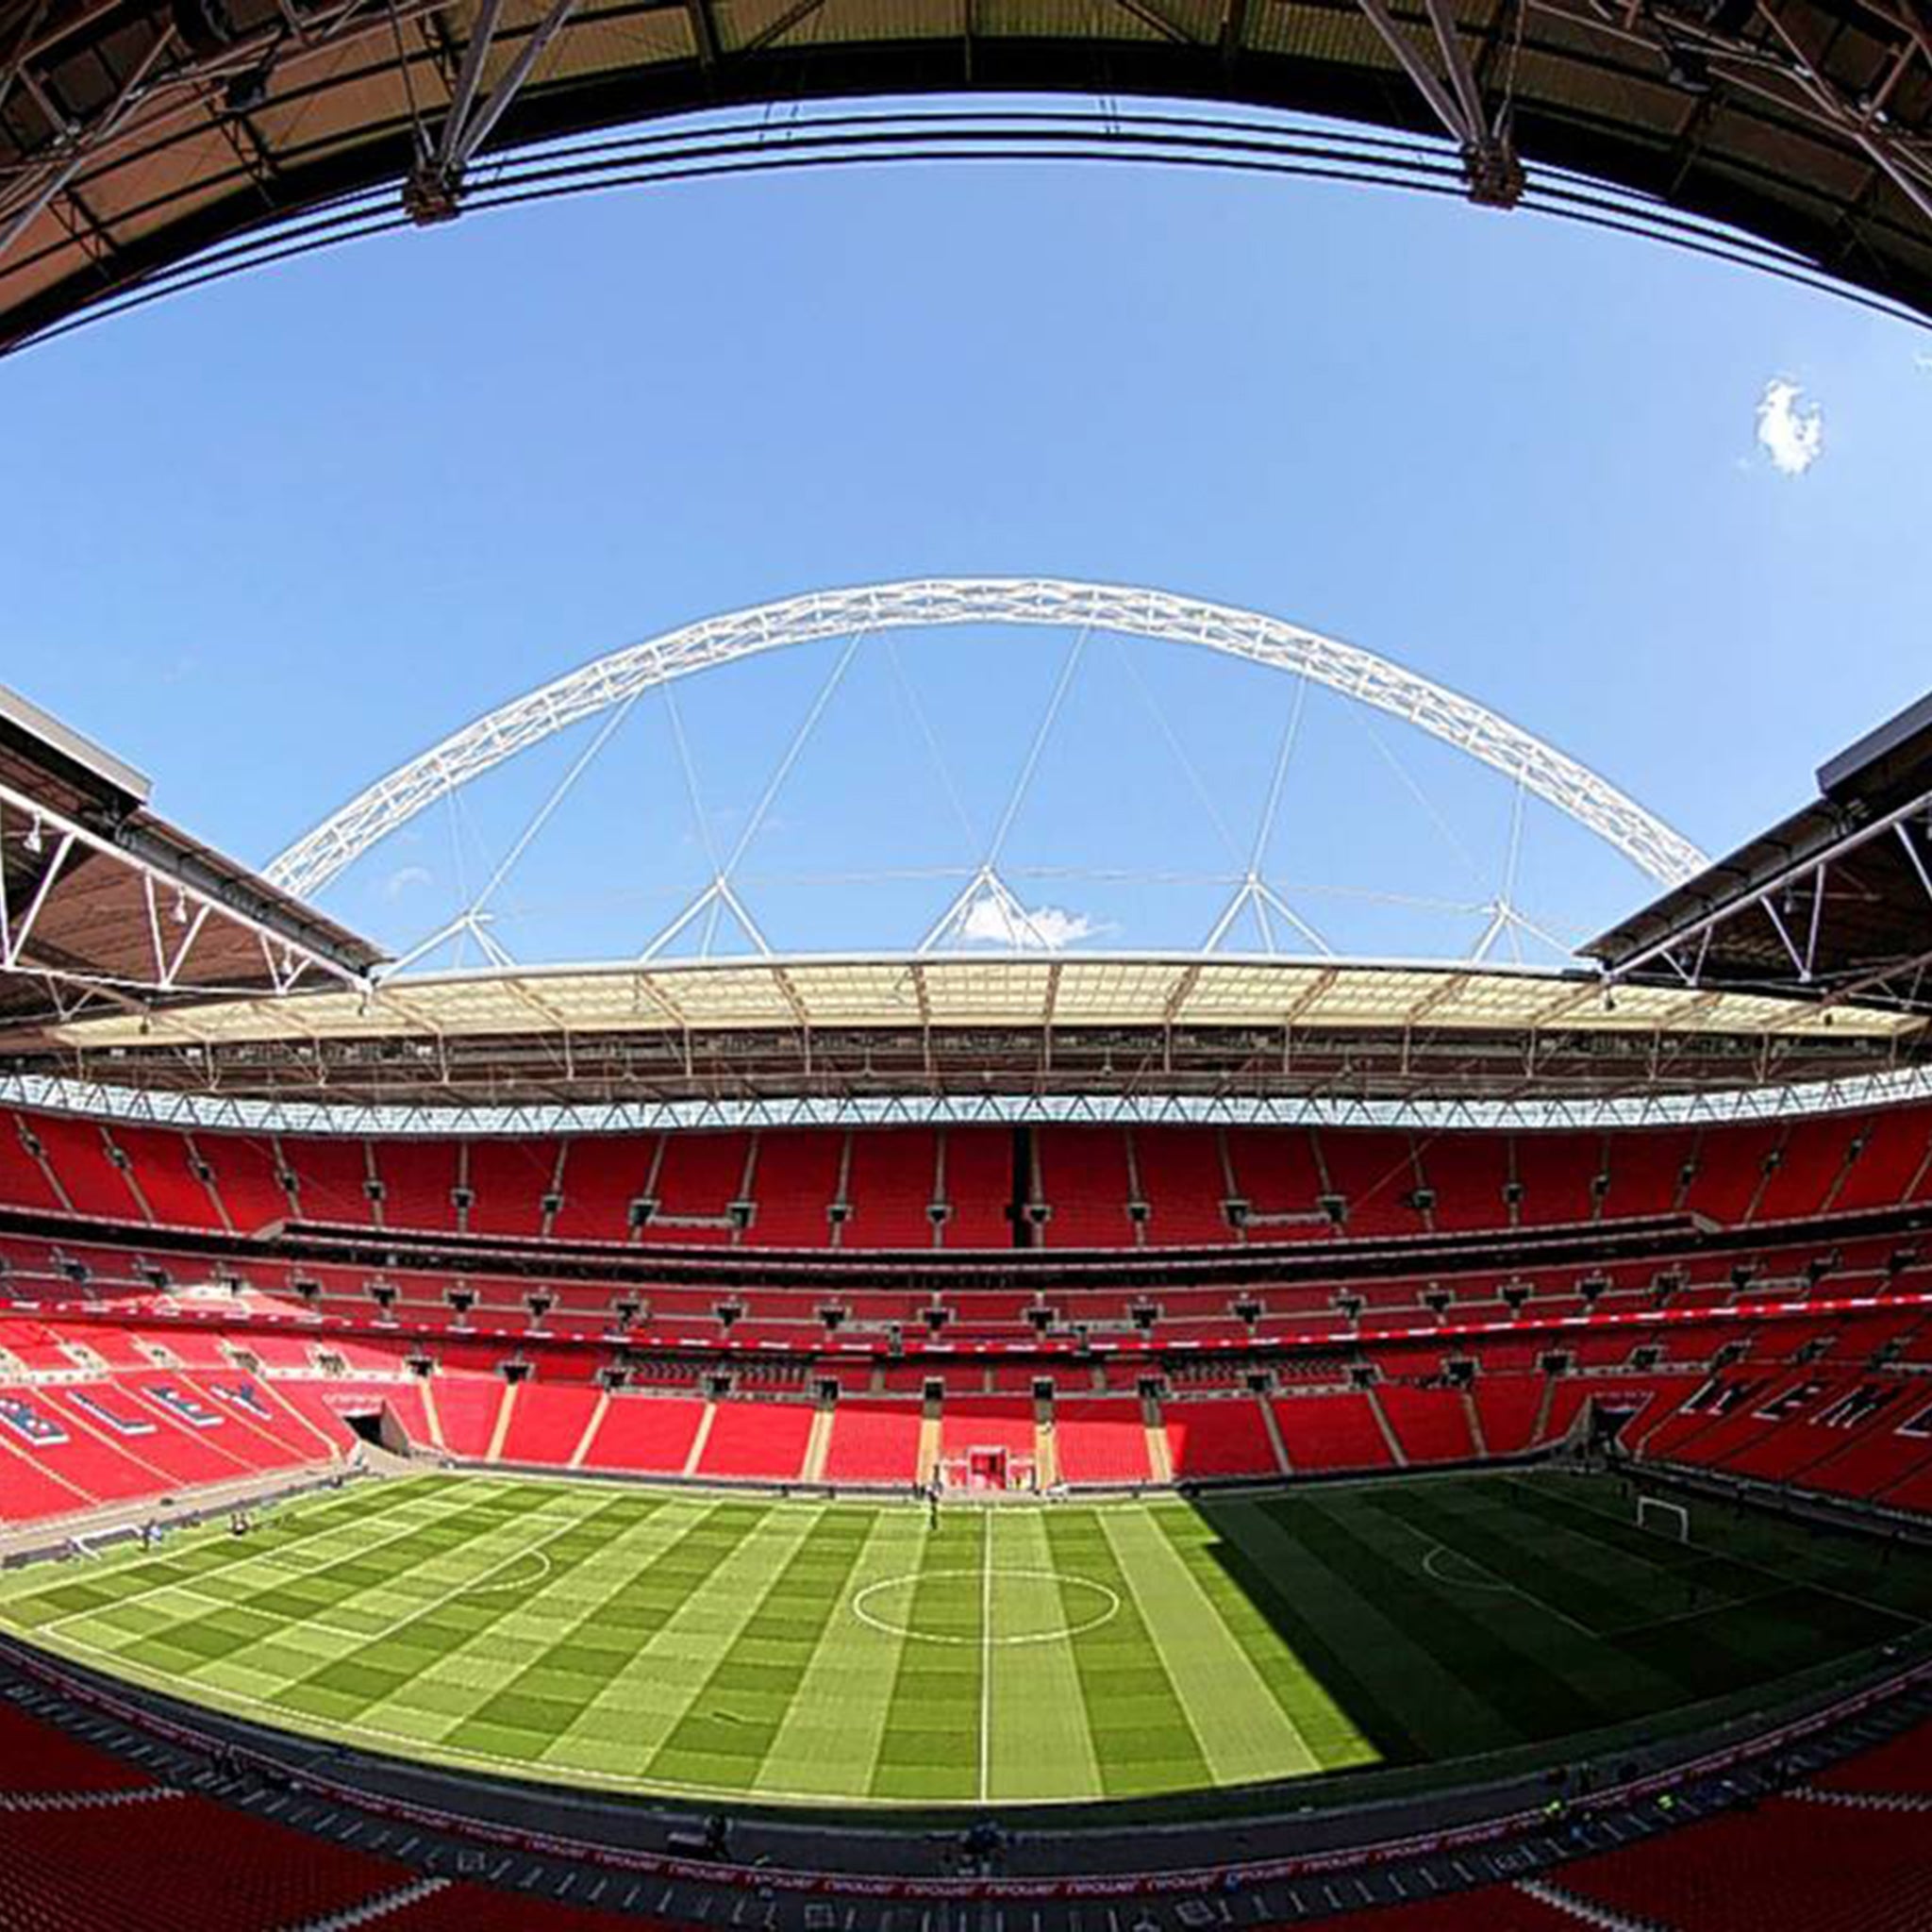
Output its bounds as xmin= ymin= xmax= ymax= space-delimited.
xmin=42 ymin=953 xmax=1919 ymax=1055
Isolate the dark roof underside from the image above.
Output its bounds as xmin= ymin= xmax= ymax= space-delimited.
xmin=0 ymin=692 xmax=382 ymax=1029
xmin=2 ymin=0 xmax=1931 ymax=349
xmin=1587 ymin=690 xmax=1932 ymax=1014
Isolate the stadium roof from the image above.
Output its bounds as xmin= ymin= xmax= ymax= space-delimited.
xmin=6 ymin=953 xmax=1922 ymax=1106
xmin=3 ymin=0 xmax=1932 ymax=351
xmin=1588 ymin=687 xmax=1932 ymax=1021
xmin=0 ymin=685 xmax=382 ymax=1033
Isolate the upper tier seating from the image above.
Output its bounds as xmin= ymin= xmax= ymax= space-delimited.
xmin=9 ymin=1108 xmax=1932 ymax=1256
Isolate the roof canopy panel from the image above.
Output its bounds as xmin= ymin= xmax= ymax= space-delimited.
xmin=9 ymin=953 xmax=1921 ymax=1106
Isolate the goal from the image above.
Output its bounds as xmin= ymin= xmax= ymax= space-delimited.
xmin=1637 ymin=1495 xmax=1690 ymax=1542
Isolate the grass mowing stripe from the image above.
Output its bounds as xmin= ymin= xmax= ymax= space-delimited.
xmin=1366 ymin=1484 xmax=1661 ymax=1636
xmin=171 ymin=1480 xmax=569 ymax=1647
xmin=270 ymin=1489 xmax=631 ymax=1724
xmin=868 ymin=1505 xmax=982 ymax=1802
xmin=382 ymin=1491 xmax=702 ymax=1746
xmin=1359 ymin=1483 xmax=1703 ymax=1717
xmin=398 ymin=1492 xmax=711 ymax=1761
xmin=1099 ymin=1505 xmax=1323 ymax=1784
xmin=985 ymin=1509 xmax=1103 ymax=1803
xmin=647 ymin=1504 xmax=874 ymax=1788
xmin=1040 ymin=1507 xmax=1211 ymax=1799
xmin=1148 ymin=1503 xmax=1377 ymax=1774
xmin=0 ymin=1477 xmax=455 ymax=1628
xmin=754 ymin=1508 xmax=924 ymax=1799
xmin=526 ymin=1500 xmax=796 ymax=1771
xmin=1269 ymin=1491 xmax=1612 ymax=1743
xmin=1193 ymin=1492 xmax=1506 ymax=1763
xmin=1501 ymin=1474 xmax=1788 ymax=1600
xmin=13 ymin=1471 xmax=1932 ymax=1809
xmin=37 ymin=1482 xmax=537 ymax=1672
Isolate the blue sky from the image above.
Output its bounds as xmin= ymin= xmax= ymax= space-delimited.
xmin=5 ymin=120 xmax=1928 ymax=966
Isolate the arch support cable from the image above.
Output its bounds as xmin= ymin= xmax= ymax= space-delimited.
xmin=267 ymin=578 xmax=1708 ymax=905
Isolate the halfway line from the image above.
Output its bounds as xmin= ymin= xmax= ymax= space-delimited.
xmin=978 ymin=1507 xmax=992 ymax=1804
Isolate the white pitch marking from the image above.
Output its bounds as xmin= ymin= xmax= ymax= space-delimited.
xmin=42 ymin=1485 xmax=479 ymax=1632
xmin=850 ymin=1569 xmax=1119 ymax=1646
xmin=979 ymin=1509 xmax=993 ymax=1805
xmin=1421 ymin=1544 xmax=1516 ymax=1594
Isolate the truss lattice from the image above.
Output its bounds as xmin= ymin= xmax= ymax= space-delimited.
xmin=266 ymin=578 xmax=1708 ymax=920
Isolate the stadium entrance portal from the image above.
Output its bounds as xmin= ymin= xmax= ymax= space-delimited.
xmin=947 ymin=1449 xmax=1035 ymax=1491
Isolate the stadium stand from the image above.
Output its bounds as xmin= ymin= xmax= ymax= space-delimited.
xmin=1055 ymin=1397 xmax=1154 ymax=1484
xmin=1552 ymin=1793 xmax=1932 ymax=1932
xmin=498 ymin=1381 xmax=603 ymax=1466
xmin=430 ymin=1376 xmax=508 ymax=1460
xmin=695 ymin=1398 xmax=815 ymax=1480
xmin=1165 ymin=1396 xmax=1281 ymax=1478
xmin=1372 ymin=1385 xmax=1477 ymax=1465
xmin=0 ymin=1699 xmax=154 ymax=1793
xmin=576 ymin=1392 xmax=707 ymax=1474
xmin=1273 ymin=1392 xmax=1395 ymax=1474
xmin=15 ymin=1111 xmax=1932 ymax=1267
xmin=4 ymin=1673 xmax=1932 ymax=1929
xmin=823 ymin=1400 xmax=924 ymax=1483
xmin=1814 ymin=1717 xmax=1932 ymax=1794
xmin=0 ymin=1790 xmax=411 ymax=1932
xmin=5 ymin=1104 xmax=1932 ymax=1529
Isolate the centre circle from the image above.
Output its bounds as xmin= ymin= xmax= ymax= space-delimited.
xmin=851 ymin=1568 xmax=1121 ymax=1645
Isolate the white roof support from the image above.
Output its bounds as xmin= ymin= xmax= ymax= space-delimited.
xmin=0 ymin=774 xmax=369 ymax=1009
xmin=1603 ymin=779 xmax=1932 ymax=1017
xmin=268 ymin=578 xmax=1707 ymax=905
xmin=10 ymin=1060 xmax=1932 ymax=1137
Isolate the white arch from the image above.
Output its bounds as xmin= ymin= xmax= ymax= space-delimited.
xmin=266 ymin=577 xmax=1706 ymax=901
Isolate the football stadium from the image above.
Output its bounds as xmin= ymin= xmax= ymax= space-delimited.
xmin=5 ymin=4 xmax=1932 ymax=1929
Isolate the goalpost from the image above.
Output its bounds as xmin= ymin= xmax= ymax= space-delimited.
xmin=1637 ymin=1495 xmax=1690 ymax=1542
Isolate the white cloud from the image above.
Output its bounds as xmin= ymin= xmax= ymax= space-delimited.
xmin=1755 ymin=377 xmax=1824 ymax=476
xmin=383 ymin=863 xmax=433 ymax=901
xmin=957 ymin=891 xmax=1097 ymax=949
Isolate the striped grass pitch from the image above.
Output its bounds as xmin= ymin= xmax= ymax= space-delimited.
xmin=4 ymin=1468 xmax=1931 ymax=1807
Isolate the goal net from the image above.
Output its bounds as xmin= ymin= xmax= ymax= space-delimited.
xmin=1636 ymin=1495 xmax=1690 ymax=1542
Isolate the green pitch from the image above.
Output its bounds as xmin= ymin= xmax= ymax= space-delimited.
xmin=5 ymin=1469 xmax=1931 ymax=1807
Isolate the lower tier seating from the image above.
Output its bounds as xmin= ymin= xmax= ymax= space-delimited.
xmin=1055 ymin=1397 xmax=1154 ymax=1484
xmin=1553 ymin=1792 xmax=1932 ymax=1932
xmin=4 ymin=1693 xmax=1932 ymax=1928
xmin=0 ymin=1790 xmax=408 ymax=1932
xmin=822 ymin=1399 xmax=924 ymax=1483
